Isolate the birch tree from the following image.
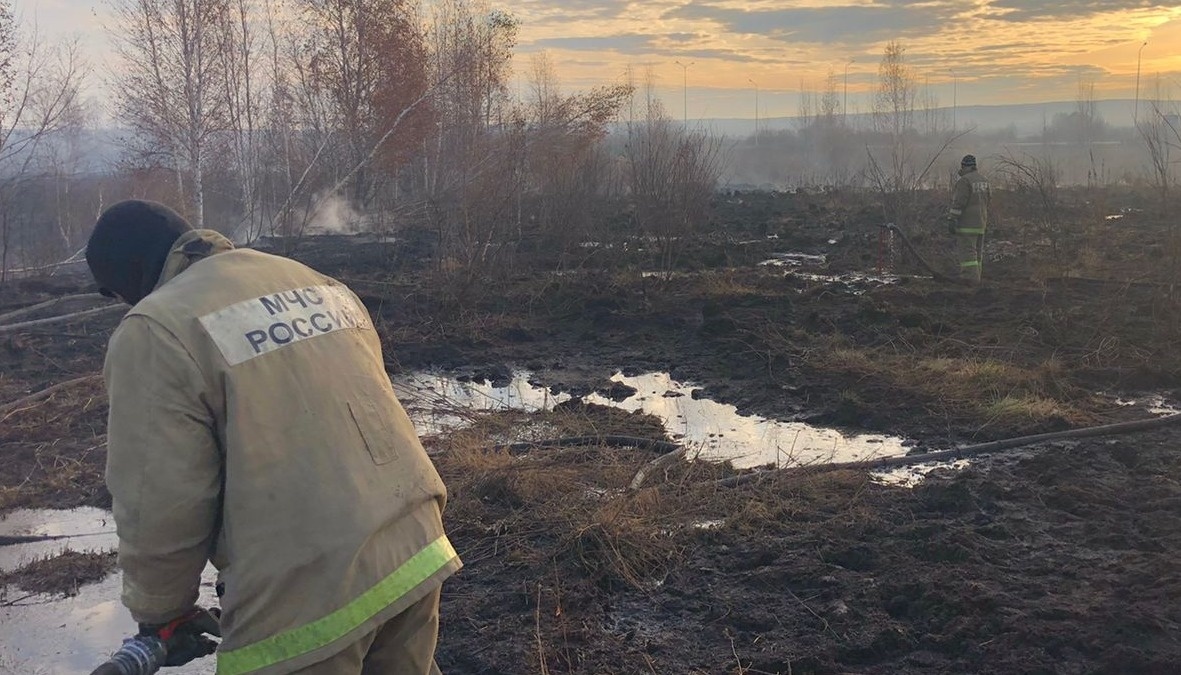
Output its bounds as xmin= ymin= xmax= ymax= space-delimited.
xmin=0 ymin=2 xmax=87 ymax=279
xmin=866 ymin=40 xmax=963 ymax=225
xmin=870 ymin=40 xmax=918 ymax=196
xmin=111 ymin=0 xmax=231 ymax=227
xmin=424 ymin=0 xmax=517 ymax=197
xmin=220 ymin=0 xmax=264 ymax=239
xmin=296 ymin=0 xmax=431 ymax=207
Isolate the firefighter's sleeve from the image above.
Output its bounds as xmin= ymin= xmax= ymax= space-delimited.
xmin=949 ymin=177 xmax=970 ymax=219
xmin=104 ymin=315 xmax=221 ymax=625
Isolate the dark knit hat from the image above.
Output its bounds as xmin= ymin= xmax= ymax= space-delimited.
xmin=961 ymin=154 xmax=977 ymax=168
xmin=86 ymin=200 xmax=194 ymax=305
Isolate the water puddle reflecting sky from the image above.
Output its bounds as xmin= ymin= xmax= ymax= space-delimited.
xmin=394 ymin=371 xmax=910 ymax=469
xmin=0 ymin=510 xmax=217 ymax=674
xmin=755 ymin=250 xmax=901 ymax=289
xmin=0 ymin=507 xmax=116 ymax=574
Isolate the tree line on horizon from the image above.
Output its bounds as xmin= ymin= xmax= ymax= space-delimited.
xmin=1 ymin=2 xmax=1177 ymax=283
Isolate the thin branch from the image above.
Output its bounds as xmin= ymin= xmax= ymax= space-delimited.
xmin=0 ymin=305 xmax=124 ymax=335
xmin=0 ymin=293 xmax=106 ymax=325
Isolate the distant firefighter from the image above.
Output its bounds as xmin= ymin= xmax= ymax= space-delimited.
xmin=946 ymin=154 xmax=991 ymax=284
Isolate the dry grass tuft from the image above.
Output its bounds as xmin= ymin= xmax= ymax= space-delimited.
xmin=697 ymin=271 xmax=770 ymax=299
xmin=1 ymin=549 xmax=117 ymax=598
xmin=811 ymin=344 xmax=1091 ymax=430
xmin=982 ymin=395 xmax=1073 ymax=423
xmin=433 ymin=405 xmax=890 ymax=594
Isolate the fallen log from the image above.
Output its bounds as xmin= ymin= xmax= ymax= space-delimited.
xmin=0 ymin=304 xmax=124 ymax=335
xmin=0 ymin=293 xmax=106 ymax=325
xmin=717 ymin=411 xmax=1181 ymax=488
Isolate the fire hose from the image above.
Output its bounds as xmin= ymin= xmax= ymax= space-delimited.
xmin=878 ymin=222 xmax=967 ymax=285
xmin=89 ymin=607 xmax=220 ymax=675
xmin=89 ymin=636 xmax=168 ymax=675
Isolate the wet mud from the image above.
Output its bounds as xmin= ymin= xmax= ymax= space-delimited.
xmin=435 ymin=430 xmax=1181 ymax=674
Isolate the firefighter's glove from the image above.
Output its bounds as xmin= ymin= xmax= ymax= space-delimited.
xmin=138 ymin=607 xmax=221 ymax=667
xmin=946 ymin=216 xmax=958 ymax=235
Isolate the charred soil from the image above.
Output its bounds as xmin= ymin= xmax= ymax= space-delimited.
xmin=2 ymin=187 xmax=1181 ymax=672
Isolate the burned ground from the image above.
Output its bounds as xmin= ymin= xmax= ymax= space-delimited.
xmin=433 ymin=430 xmax=1181 ymax=674
xmin=2 ymin=187 xmax=1180 ymax=672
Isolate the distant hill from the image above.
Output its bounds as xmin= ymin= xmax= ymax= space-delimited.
xmin=687 ymin=99 xmax=1176 ymax=138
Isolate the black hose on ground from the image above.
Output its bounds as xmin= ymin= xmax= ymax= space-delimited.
xmin=0 ymin=534 xmax=69 ymax=546
xmin=880 ymin=223 xmax=967 ymax=286
xmin=498 ymin=435 xmax=681 ymax=455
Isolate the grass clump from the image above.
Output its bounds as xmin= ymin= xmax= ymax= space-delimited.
xmin=0 ymin=549 xmax=117 ymax=598
xmin=811 ymin=344 xmax=1090 ymax=433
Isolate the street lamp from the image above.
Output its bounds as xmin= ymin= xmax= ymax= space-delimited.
xmin=1135 ymin=40 xmax=1148 ymax=125
xmin=844 ymin=58 xmax=854 ymax=123
xmin=748 ymin=78 xmax=759 ymax=140
xmin=675 ymin=60 xmax=694 ymax=127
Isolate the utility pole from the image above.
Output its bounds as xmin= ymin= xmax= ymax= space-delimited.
xmin=1135 ymin=40 xmax=1148 ymax=125
xmin=675 ymin=60 xmax=693 ymax=127
xmin=844 ymin=58 xmax=854 ymax=124
xmin=748 ymin=78 xmax=759 ymax=141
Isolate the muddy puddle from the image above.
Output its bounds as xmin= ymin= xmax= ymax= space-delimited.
xmin=758 ymin=252 xmax=827 ymax=267
xmin=1109 ymin=393 xmax=1179 ymax=416
xmin=395 ymin=370 xmax=912 ymax=470
xmin=757 ymin=250 xmax=901 ymax=288
xmin=0 ymin=510 xmax=218 ymax=674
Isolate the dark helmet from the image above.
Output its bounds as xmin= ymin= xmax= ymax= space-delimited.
xmin=961 ymin=154 xmax=977 ymax=168
xmin=86 ymin=200 xmax=194 ymax=305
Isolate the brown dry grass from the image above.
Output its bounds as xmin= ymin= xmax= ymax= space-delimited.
xmin=0 ymin=377 xmax=109 ymax=514
xmin=433 ymin=403 xmax=886 ymax=593
xmin=697 ymin=270 xmax=776 ymax=299
xmin=0 ymin=549 xmax=117 ymax=598
xmin=811 ymin=342 xmax=1092 ymax=430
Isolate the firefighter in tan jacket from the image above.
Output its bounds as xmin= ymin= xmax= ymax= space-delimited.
xmin=946 ymin=154 xmax=991 ymax=284
xmin=86 ymin=200 xmax=461 ymax=674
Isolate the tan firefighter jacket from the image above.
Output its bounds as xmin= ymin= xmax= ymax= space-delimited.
xmin=948 ymin=167 xmax=990 ymax=235
xmin=103 ymin=230 xmax=461 ymax=675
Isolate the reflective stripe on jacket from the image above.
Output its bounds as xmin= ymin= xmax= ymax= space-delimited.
xmin=103 ymin=230 xmax=460 ymax=674
xmin=948 ymin=167 xmax=990 ymax=235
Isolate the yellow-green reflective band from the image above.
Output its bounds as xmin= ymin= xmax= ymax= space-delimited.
xmin=217 ymin=535 xmax=458 ymax=675
xmin=949 ymin=208 xmax=963 ymax=215
xmin=960 ymin=260 xmax=981 ymax=268
xmin=957 ymin=228 xmax=985 ymax=235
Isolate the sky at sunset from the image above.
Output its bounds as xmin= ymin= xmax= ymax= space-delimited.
xmin=18 ymin=0 xmax=1181 ymax=121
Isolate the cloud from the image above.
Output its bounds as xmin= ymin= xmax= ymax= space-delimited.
xmin=985 ymin=0 xmax=1168 ymax=22
xmin=525 ymin=32 xmax=770 ymax=63
xmin=666 ymin=0 xmax=976 ymax=44
xmin=529 ymin=34 xmax=660 ymax=53
xmin=673 ymin=48 xmax=770 ymax=63
xmin=509 ymin=0 xmax=632 ymax=23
